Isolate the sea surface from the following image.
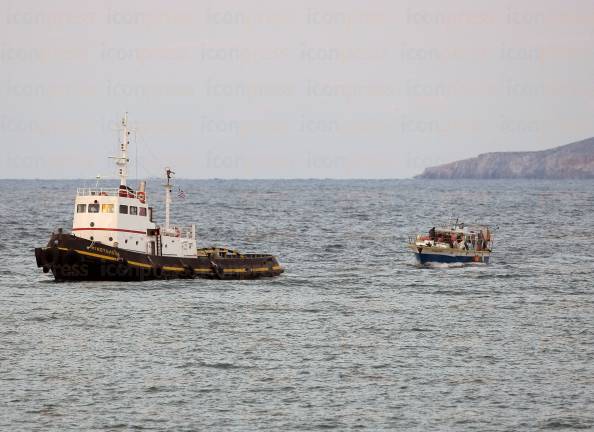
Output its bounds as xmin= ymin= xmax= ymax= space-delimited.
xmin=1 ymin=179 xmax=593 ymax=431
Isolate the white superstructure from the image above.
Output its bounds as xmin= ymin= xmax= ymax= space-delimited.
xmin=72 ymin=113 xmax=197 ymax=257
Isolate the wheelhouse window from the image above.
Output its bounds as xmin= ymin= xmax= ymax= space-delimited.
xmin=88 ymin=204 xmax=99 ymax=213
xmin=76 ymin=204 xmax=86 ymax=213
xmin=119 ymin=205 xmax=128 ymax=214
xmin=139 ymin=207 xmax=147 ymax=216
xmin=129 ymin=206 xmax=138 ymax=215
xmin=101 ymin=204 xmax=114 ymax=213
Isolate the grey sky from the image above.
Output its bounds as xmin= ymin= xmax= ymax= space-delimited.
xmin=1 ymin=0 xmax=593 ymax=179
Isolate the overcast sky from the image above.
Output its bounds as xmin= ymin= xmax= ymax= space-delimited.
xmin=1 ymin=0 xmax=593 ymax=179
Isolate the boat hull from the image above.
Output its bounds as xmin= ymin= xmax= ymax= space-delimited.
xmin=409 ymin=245 xmax=490 ymax=266
xmin=35 ymin=232 xmax=284 ymax=281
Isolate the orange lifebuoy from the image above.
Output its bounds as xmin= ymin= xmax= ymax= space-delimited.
xmin=138 ymin=191 xmax=145 ymax=203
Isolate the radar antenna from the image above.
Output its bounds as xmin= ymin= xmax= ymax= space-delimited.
xmin=109 ymin=112 xmax=134 ymax=186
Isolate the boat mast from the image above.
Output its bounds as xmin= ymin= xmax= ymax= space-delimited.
xmin=115 ymin=113 xmax=130 ymax=187
xmin=164 ymin=168 xmax=174 ymax=230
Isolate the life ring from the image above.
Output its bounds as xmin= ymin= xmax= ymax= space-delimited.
xmin=137 ymin=191 xmax=145 ymax=203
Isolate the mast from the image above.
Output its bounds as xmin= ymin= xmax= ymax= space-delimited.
xmin=164 ymin=168 xmax=174 ymax=230
xmin=115 ymin=113 xmax=130 ymax=187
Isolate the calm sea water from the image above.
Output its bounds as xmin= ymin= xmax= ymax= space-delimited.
xmin=1 ymin=179 xmax=593 ymax=431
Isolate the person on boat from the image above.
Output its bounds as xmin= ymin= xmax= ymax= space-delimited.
xmin=429 ymin=227 xmax=436 ymax=241
xmin=449 ymin=233 xmax=456 ymax=248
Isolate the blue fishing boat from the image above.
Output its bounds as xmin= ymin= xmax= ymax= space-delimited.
xmin=408 ymin=221 xmax=493 ymax=265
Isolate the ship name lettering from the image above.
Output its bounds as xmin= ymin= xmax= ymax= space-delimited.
xmin=89 ymin=246 xmax=118 ymax=257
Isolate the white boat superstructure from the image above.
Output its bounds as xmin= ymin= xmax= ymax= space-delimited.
xmin=71 ymin=113 xmax=197 ymax=258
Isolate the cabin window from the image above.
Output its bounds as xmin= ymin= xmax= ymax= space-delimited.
xmin=139 ymin=207 xmax=147 ymax=216
xmin=101 ymin=204 xmax=114 ymax=213
xmin=119 ymin=205 xmax=128 ymax=214
xmin=88 ymin=204 xmax=99 ymax=213
xmin=76 ymin=204 xmax=86 ymax=213
xmin=129 ymin=206 xmax=138 ymax=215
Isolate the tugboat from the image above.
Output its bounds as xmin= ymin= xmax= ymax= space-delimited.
xmin=34 ymin=114 xmax=284 ymax=281
xmin=408 ymin=220 xmax=493 ymax=265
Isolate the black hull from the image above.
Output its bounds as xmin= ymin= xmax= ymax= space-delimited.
xmin=35 ymin=232 xmax=284 ymax=281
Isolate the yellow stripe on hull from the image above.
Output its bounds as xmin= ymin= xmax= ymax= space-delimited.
xmin=75 ymin=249 xmax=119 ymax=262
xmin=162 ymin=266 xmax=185 ymax=272
xmin=127 ymin=260 xmax=152 ymax=269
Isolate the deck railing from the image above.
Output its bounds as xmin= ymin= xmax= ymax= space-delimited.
xmin=410 ymin=233 xmax=492 ymax=252
xmin=77 ymin=187 xmax=119 ymax=197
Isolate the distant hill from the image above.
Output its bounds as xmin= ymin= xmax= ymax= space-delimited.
xmin=416 ymin=137 xmax=594 ymax=179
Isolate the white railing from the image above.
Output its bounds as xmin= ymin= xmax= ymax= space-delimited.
xmin=77 ymin=187 xmax=119 ymax=197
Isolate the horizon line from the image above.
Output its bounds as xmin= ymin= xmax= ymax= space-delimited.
xmin=1 ymin=177 xmax=592 ymax=182
xmin=0 ymin=177 xmax=411 ymax=181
